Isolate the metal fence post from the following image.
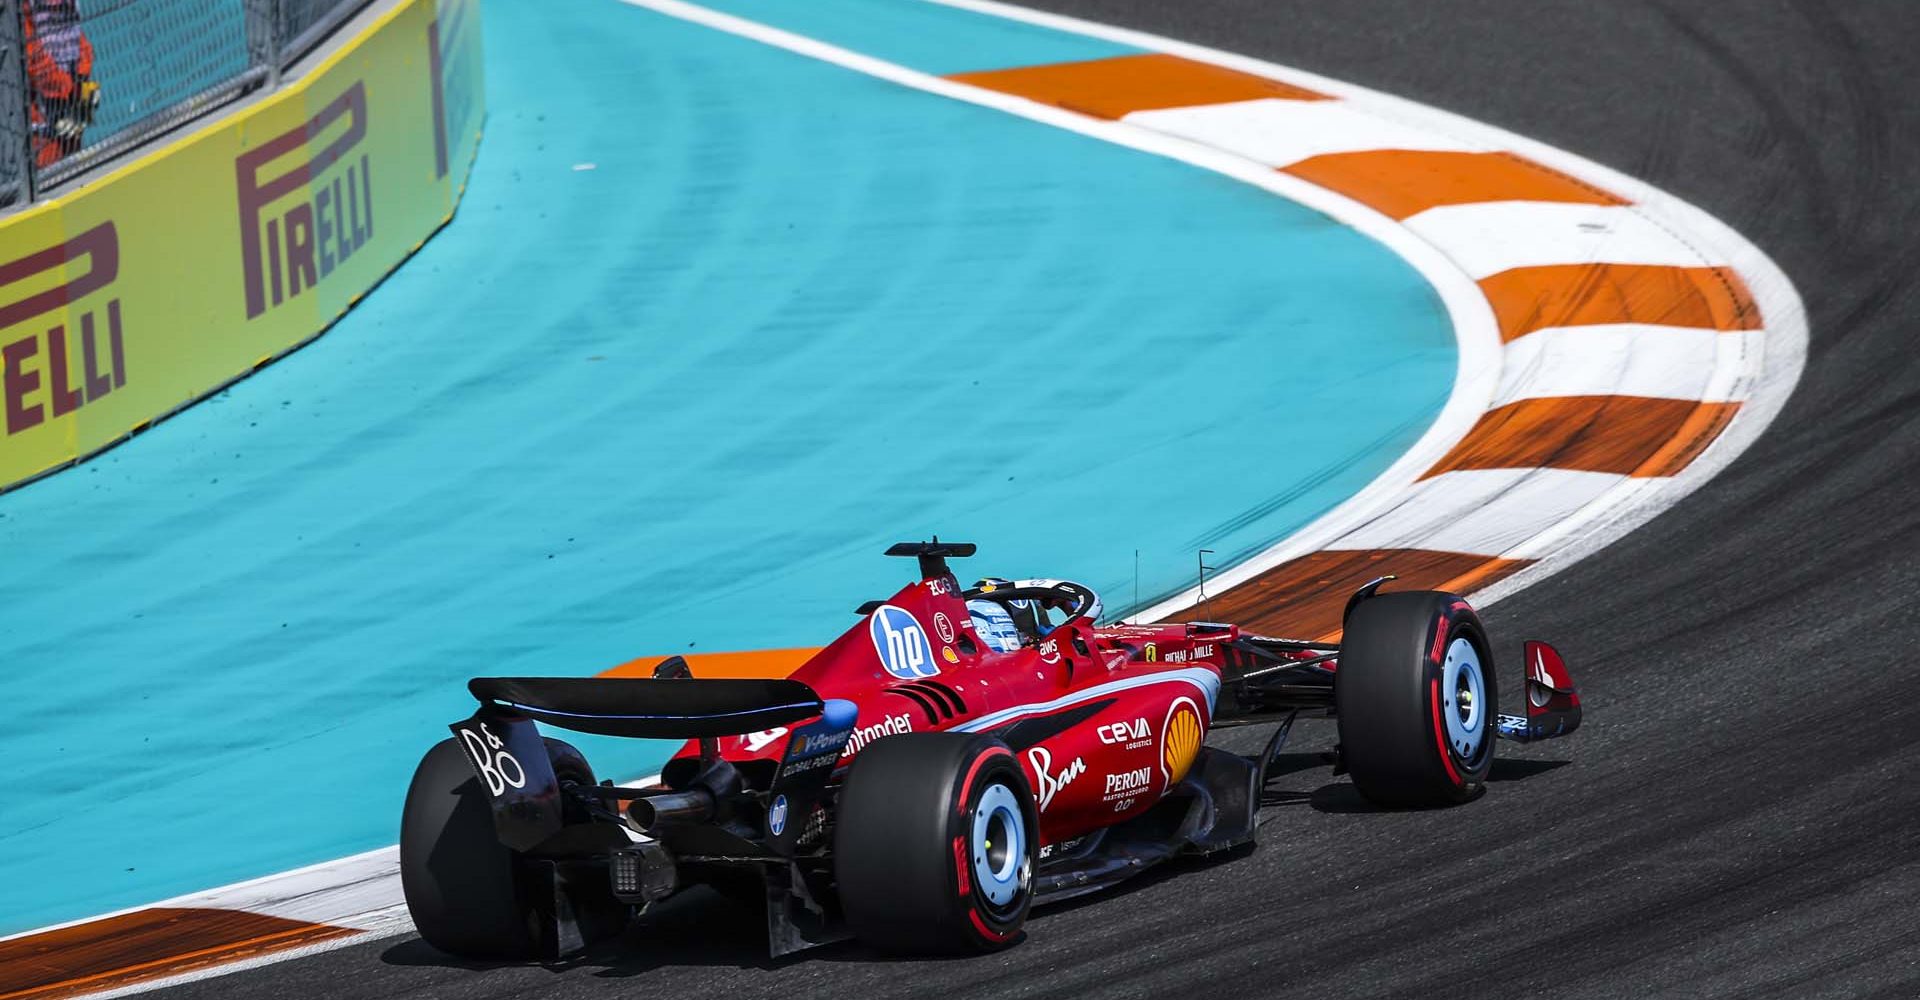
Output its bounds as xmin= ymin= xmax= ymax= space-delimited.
xmin=0 ymin=0 xmax=35 ymax=205
xmin=243 ymin=0 xmax=281 ymax=86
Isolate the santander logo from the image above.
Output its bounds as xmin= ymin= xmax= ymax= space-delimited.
xmin=844 ymin=712 xmax=913 ymax=754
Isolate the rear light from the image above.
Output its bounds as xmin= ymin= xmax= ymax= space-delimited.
xmin=608 ymin=842 xmax=677 ymax=903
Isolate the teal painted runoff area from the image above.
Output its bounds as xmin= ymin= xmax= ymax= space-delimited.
xmin=0 ymin=0 xmax=1453 ymax=933
xmin=669 ymin=0 xmax=1139 ymax=73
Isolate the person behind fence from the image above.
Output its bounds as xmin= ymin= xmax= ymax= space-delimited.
xmin=22 ymin=0 xmax=100 ymax=167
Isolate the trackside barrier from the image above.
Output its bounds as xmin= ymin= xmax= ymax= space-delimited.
xmin=0 ymin=0 xmax=482 ymax=493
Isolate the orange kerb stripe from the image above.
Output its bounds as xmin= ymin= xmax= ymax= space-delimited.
xmin=1423 ymin=396 xmax=1744 ymax=478
xmin=1157 ymin=548 xmax=1532 ymax=641
xmin=0 ymin=908 xmax=357 ymax=1000
xmin=1634 ymin=398 xmax=1744 ymax=478
xmin=1480 ymin=263 xmax=1764 ymax=342
xmin=1281 ymin=150 xmax=1627 ymax=220
xmin=947 ymin=53 xmax=1327 ymax=119
xmin=601 ymin=647 xmax=818 ymax=680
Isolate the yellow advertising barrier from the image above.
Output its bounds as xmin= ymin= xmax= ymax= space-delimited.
xmin=0 ymin=0 xmax=484 ymax=493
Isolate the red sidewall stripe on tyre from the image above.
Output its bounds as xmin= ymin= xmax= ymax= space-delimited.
xmin=1429 ymin=677 xmax=1464 ymax=788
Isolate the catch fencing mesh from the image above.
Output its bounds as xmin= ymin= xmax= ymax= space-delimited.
xmin=2 ymin=0 xmax=371 ymax=202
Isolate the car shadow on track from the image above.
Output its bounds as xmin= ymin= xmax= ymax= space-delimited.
xmin=378 ymin=752 xmax=1578 ymax=975
xmin=379 ymin=886 xmax=793 ymax=976
xmin=1302 ymin=756 xmax=1572 ymax=813
xmin=377 ymin=850 xmax=1265 ymax=974
xmin=1258 ymin=750 xmax=1338 ymax=809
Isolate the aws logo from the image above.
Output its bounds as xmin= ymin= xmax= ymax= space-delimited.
xmin=1160 ymin=696 xmax=1203 ymax=790
xmin=0 ymin=222 xmax=126 ymax=437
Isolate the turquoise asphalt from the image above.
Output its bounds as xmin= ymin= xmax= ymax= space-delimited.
xmin=0 ymin=0 xmax=1453 ymax=933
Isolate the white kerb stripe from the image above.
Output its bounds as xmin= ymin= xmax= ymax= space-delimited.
xmin=1402 ymin=202 xmax=1715 ymax=279
xmin=1123 ymin=98 xmax=1482 ymax=167
xmin=182 ymin=847 xmax=407 ymax=931
xmin=1326 ymin=468 xmax=1623 ymax=556
xmin=1496 ymin=325 xmax=1759 ymax=406
xmin=1703 ymin=324 xmax=1765 ymax=404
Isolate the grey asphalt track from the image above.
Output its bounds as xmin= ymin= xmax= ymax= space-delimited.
xmin=156 ymin=1 xmax=1920 ymax=998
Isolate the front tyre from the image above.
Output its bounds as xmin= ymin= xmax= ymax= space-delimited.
xmin=1335 ymin=591 xmax=1498 ymax=807
xmin=834 ymin=733 xmax=1037 ymax=953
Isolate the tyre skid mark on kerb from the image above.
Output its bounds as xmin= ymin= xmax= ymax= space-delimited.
xmin=0 ymin=909 xmax=361 ymax=1000
xmin=1 ymin=0 xmax=1807 ymax=995
xmin=1479 ymin=262 xmax=1764 ymax=341
xmin=1281 ymin=149 xmax=1629 ymax=218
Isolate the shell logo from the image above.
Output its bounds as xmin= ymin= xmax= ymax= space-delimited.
xmin=1160 ymin=696 xmax=1203 ymax=788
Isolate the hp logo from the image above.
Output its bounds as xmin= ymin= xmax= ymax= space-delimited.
xmin=869 ymin=604 xmax=939 ymax=679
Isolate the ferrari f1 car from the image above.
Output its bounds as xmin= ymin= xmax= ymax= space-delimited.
xmin=400 ymin=540 xmax=1581 ymax=959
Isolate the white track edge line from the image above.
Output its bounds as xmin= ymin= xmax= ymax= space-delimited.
xmin=923 ymin=0 xmax=1805 ymax=617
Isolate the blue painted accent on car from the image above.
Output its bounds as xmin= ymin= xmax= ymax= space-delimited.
xmin=821 ymin=699 xmax=859 ymax=732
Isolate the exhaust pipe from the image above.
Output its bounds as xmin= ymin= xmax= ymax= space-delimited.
xmin=627 ymin=789 xmax=715 ymax=831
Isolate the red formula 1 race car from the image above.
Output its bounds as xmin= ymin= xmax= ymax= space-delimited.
xmin=400 ymin=540 xmax=1582 ymax=959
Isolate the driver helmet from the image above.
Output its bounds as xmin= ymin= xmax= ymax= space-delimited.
xmin=966 ymin=598 xmax=1024 ymax=654
xmin=967 ymin=577 xmax=1038 ymax=654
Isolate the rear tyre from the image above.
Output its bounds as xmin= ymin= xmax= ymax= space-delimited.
xmin=401 ymin=737 xmax=536 ymax=959
xmin=400 ymin=736 xmax=623 ymax=959
xmin=1335 ymin=591 xmax=1497 ymax=807
xmin=834 ymin=733 xmax=1037 ymax=953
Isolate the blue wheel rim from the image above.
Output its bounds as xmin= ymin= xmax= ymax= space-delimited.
xmin=1442 ymin=636 xmax=1487 ymax=761
xmin=969 ymin=782 xmax=1027 ymax=911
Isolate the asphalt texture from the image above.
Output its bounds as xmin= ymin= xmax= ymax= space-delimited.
xmin=156 ymin=1 xmax=1920 ymax=998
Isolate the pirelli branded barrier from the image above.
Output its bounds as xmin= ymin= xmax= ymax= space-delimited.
xmin=0 ymin=0 xmax=483 ymax=493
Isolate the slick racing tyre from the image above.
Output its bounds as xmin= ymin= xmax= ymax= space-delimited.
xmin=835 ymin=732 xmax=1037 ymax=953
xmin=400 ymin=736 xmax=622 ymax=958
xmin=1335 ymin=591 xmax=1497 ymax=807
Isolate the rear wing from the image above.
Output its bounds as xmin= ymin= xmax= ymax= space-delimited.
xmin=449 ymin=675 xmax=828 ymax=851
xmin=467 ymin=676 xmax=825 ymax=738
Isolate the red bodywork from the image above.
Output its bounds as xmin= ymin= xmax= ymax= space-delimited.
xmin=666 ymin=575 xmax=1307 ymax=850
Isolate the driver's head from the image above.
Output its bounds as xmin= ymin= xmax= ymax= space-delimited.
xmin=968 ymin=578 xmax=1048 ymax=652
xmin=966 ymin=598 xmax=1024 ymax=654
